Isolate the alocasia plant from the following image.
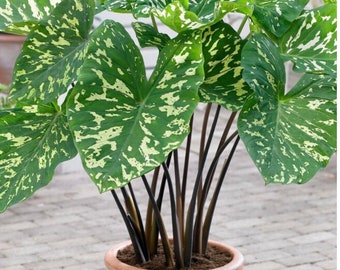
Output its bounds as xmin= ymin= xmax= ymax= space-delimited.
xmin=0 ymin=0 xmax=336 ymax=268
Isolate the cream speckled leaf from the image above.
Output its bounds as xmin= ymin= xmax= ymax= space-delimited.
xmin=0 ymin=104 xmax=77 ymax=212
xmin=0 ymin=0 xmax=62 ymax=34
xmin=132 ymin=0 xmax=171 ymax=17
xmin=239 ymin=34 xmax=337 ymax=185
xmin=67 ymin=21 xmax=204 ymax=192
xmin=104 ymin=0 xmax=134 ymax=12
xmin=200 ymin=21 xmax=251 ymax=111
xmin=105 ymin=0 xmax=170 ymax=17
xmin=9 ymin=0 xmax=95 ymax=104
xmin=152 ymin=0 xmax=238 ymax=32
xmin=132 ymin=22 xmax=170 ymax=50
xmin=252 ymin=0 xmax=309 ymax=37
xmin=279 ymin=4 xmax=337 ymax=74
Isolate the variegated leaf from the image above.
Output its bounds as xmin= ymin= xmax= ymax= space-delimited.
xmin=200 ymin=21 xmax=251 ymax=111
xmin=252 ymin=0 xmax=309 ymax=37
xmin=152 ymin=0 xmax=238 ymax=32
xmin=0 ymin=0 xmax=62 ymax=34
xmin=104 ymin=0 xmax=170 ymax=17
xmin=132 ymin=22 xmax=170 ymax=50
xmin=9 ymin=0 xmax=95 ymax=104
xmin=238 ymin=34 xmax=337 ymax=185
xmin=0 ymin=104 xmax=77 ymax=212
xmin=104 ymin=0 xmax=135 ymax=13
xmin=279 ymin=4 xmax=337 ymax=74
xmin=67 ymin=21 xmax=204 ymax=192
xmin=131 ymin=0 xmax=171 ymax=17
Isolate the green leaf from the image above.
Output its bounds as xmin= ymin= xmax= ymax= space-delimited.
xmin=152 ymin=0 xmax=238 ymax=32
xmin=109 ymin=0 xmax=172 ymax=17
xmin=132 ymin=22 xmax=170 ymax=50
xmin=279 ymin=4 xmax=337 ymax=74
xmin=0 ymin=104 xmax=77 ymax=212
xmin=239 ymin=34 xmax=336 ymax=185
xmin=67 ymin=21 xmax=204 ymax=192
xmin=252 ymin=0 xmax=309 ymax=37
xmin=104 ymin=0 xmax=135 ymax=13
xmin=9 ymin=0 xmax=95 ymax=104
xmin=134 ymin=0 xmax=171 ymax=17
xmin=200 ymin=21 xmax=251 ymax=111
xmin=0 ymin=0 xmax=62 ymax=34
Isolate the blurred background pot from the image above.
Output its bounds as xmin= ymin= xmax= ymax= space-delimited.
xmin=0 ymin=33 xmax=25 ymax=87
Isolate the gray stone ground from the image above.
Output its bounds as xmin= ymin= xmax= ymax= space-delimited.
xmin=0 ymin=105 xmax=336 ymax=270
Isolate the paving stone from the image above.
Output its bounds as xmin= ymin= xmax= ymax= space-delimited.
xmin=243 ymin=261 xmax=285 ymax=270
xmin=0 ymin=221 xmax=37 ymax=232
xmin=281 ymin=242 xmax=335 ymax=257
xmin=48 ymin=236 xmax=99 ymax=249
xmin=38 ymin=246 xmax=88 ymax=261
xmin=315 ymin=259 xmax=337 ymax=270
xmin=1 ymin=244 xmax=51 ymax=257
xmin=25 ymin=258 xmax=80 ymax=270
xmin=286 ymin=265 xmax=323 ymax=270
xmin=1 ymin=266 xmax=26 ymax=270
xmin=245 ymin=249 xmax=291 ymax=264
xmin=276 ymin=252 xmax=327 ymax=267
xmin=62 ymin=262 xmax=105 ymax=270
xmin=243 ymin=239 xmax=296 ymax=253
xmin=294 ymin=222 xmax=336 ymax=234
xmin=0 ymin=254 xmax=42 ymax=267
xmin=289 ymin=232 xmax=335 ymax=244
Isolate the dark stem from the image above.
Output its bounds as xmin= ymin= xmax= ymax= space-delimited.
xmin=181 ymin=115 xmax=194 ymax=211
xmin=110 ymin=189 xmax=146 ymax=263
xmin=162 ymin=162 xmax=184 ymax=268
xmin=145 ymin=166 xmax=160 ymax=256
xmin=142 ymin=175 xmax=174 ymax=267
xmin=184 ymin=105 xmax=221 ymax=266
xmin=127 ymin=183 xmax=149 ymax=260
xmin=173 ymin=149 xmax=184 ymax=244
xmin=202 ymin=135 xmax=240 ymax=252
xmin=193 ymin=111 xmax=238 ymax=253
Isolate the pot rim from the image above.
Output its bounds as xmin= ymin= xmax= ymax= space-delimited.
xmin=104 ymin=239 xmax=244 ymax=270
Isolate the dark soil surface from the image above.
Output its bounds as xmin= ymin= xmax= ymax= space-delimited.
xmin=117 ymin=242 xmax=233 ymax=270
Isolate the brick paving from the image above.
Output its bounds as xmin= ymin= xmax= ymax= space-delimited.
xmin=0 ymin=105 xmax=336 ymax=269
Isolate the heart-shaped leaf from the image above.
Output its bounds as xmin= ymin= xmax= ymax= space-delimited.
xmin=0 ymin=104 xmax=77 ymax=212
xmin=252 ymin=0 xmax=309 ymax=37
xmin=132 ymin=22 xmax=170 ymax=50
xmin=152 ymin=0 xmax=238 ymax=32
xmin=105 ymin=0 xmax=171 ymax=17
xmin=0 ymin=0 xmax=62 ymax=34
xmin=104 ymin=0 xmax=135 ymax=13
xmin=67 ymin=21 xmax=204 ymax=192
xmin=279 ymin=4 xmax=337 ymax=74
xmin=9 ymin=0 xmax=95 ymax=104
xmin=239 ymin=34 xmax=336 ymax=185
xmin=200 ymin=21 xmax=251 ymax=111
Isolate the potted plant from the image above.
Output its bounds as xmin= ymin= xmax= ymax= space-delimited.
xmin=0 ymin=0 xmax=336 ymax=269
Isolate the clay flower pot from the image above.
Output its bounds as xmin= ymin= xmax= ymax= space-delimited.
xmin=104 ymin=240 xmax=244 ymax=270
xmin=0 ymin=34 xmax=25 ymax=86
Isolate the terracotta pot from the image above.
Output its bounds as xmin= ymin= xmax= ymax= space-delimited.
xmin=104 ymin=240 xmax=244 ymax=270
xmin=0 ymin=34 xmax=26 ymax=86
